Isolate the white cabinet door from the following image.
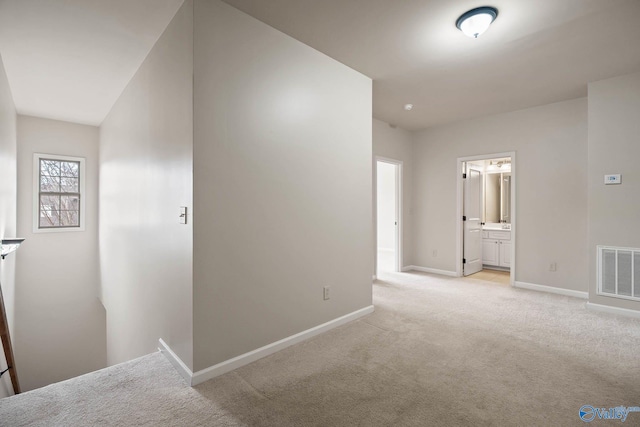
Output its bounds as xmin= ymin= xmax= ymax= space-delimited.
xmin=500 ymin=241 xmax=511 ymax=267
xmin=482 ymin=240 xmax=499 ymax=265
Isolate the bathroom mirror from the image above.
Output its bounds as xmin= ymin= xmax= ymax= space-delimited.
xmin=484 ymin=172 xmax=510 ymax=223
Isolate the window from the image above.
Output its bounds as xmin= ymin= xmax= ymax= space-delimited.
xmin=33 ymin=153 xmax=86 ymax=232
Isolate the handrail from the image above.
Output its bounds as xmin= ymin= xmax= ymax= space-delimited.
xmin=0 ymin=282 xmax=20 ymax=394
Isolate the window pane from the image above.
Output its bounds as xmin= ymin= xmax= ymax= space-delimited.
xmin=40 ymin=195 xmax=60 ymax=211
xmin=40 ymin=175 xmax=60 ymax=192
xmin=60 ymin=161 xmax=79 ymax=177
xmin=60 ymin=177 xmax=79 ymax=193
xmin=59 ymin=210 xmax=79 ymax=227
xmin=40 ymin=160 xmax=60 ymax=176
xmin=60 ymin=195 xmax=79 ymax=210
xmin=40 ymin=210 xmax=59 ymax=227
xmin=36 ymin=155 xmax=84 ymax=231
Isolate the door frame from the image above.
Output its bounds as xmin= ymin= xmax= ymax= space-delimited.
xmin=374 ymin=156 xmax=403 ymax=274
xmin=456 ymin=151 xmax=516 ymax=286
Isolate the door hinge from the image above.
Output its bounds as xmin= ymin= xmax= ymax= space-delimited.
xmin=463 ymin=258 xmax=466 ymax=264
xmin=462 ymin=173 xmax=467 ymax=179
xmin=463 ymin=216 xmax=467 ymax=221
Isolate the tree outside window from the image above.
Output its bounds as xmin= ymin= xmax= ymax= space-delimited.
xmin=34 ymin=154 xmax=85 ymax=232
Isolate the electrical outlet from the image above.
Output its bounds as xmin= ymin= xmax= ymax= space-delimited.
xmin=550 ymin=262 xmax=557 ymax=272
xmin=432 ymin=249 xmax=438 ymax=257
xmin=323 ymin=286 xmax=330 ymax=300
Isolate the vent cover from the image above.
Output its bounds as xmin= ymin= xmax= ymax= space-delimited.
xmin=597 ymin=246 xmax=640 ymax=301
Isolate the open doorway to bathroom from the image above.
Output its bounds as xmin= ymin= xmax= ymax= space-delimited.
xmin=376 ymin=158 xmax=402 ymax=275
xmin=457 ymin=152 xmax=516 ymax=286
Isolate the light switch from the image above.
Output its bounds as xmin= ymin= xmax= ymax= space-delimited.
xmin=604 ymin=174 xmax=621 ymax=185
xmin=179 ymin=206 xmax=187 ymax=224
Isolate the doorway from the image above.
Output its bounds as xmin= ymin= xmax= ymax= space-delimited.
xmin=376 ymin=158 xmax=402 ymax=274
xmin=457 ymin=152 xmax=516 ymax=286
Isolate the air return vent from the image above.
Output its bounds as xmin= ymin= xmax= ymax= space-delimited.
xmin=597 ymin=246 xmax=640 ymax=301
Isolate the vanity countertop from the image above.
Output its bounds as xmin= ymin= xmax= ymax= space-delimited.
xmin=483 ymin=224 xmax=511 ymax=231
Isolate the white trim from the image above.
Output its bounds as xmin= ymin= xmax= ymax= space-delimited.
xmin=586 ymin=302 xmax=640 ymax=319
xmin=402 ymin=265 xmax=457 ymax=277
xmin=32 ymin=153 xmax=86 ymax=233
xmin=160 ymin=306 xmax=375 ymax=387
xmin=514 ymin=281 xmax=588 ymax=299
xmin=158 ymin=339 xmax=193 ymax=385
xmin=456 ymin=152 xmax=516 ymax=286
xmin=191 ymin=305 xmax=374 ymax=386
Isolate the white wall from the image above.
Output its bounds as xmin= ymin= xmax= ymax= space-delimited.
xmin=588 ymin=71 xmax=640 ymax=311
xmin=193 ymin=0 xmax=373 ymax=371
xmin=412 ymin=98 xmax=588 ymax=292
xmin=15 ymin=115 xmax=105 ymax=391
xmin=0 ymin=54 xmax=17 ymax=398
xmin=373 ymin=119 xmax=413 ymax=268
xmin=99 ymin=0 xmax=193 ymax=369
xmin=376 ymin=162 xmax=396 ymax=251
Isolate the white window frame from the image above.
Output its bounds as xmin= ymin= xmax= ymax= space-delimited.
xmin=33 ymin=153 xmax=86 ymax=233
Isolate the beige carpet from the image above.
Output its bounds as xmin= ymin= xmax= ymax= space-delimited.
xmin=1 ymin=271 xmax=639 ymax=426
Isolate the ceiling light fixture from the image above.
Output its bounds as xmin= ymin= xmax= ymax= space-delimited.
xmin=404 ymin=104 xmax=414 ymax=111
xmin=456 ymin=6 xmax=498 ymax=39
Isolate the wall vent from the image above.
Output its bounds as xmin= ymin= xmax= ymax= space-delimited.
xmin=597 ymin=246 xmax=640 ymax=301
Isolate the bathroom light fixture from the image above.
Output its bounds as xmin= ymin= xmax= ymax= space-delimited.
xmin=404 ymin=104 xmax=414 ymax=111
xmin=456 ymin=6 xmax=498 ymax=39
xmin=490 ymin=160 xmax=511 ymax=168
xmin=1 ymin=238 xmax=25 ymax=260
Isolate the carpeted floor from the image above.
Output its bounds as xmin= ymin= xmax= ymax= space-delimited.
xmin=1 ymin=271 xmax=639 ymax=426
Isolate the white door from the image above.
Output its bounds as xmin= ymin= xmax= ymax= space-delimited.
xmin=463 ymin=168 xmax=483 ymax=276
xmin=376 ymin=161 xmax=399 ymax=273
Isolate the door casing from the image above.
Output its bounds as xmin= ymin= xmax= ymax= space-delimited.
xmin=456 ymin=152 xmax=516 ymax=285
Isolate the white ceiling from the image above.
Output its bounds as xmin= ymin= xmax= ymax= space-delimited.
xmin=222 ymin=0 xmax=640 ymax=130
xmin=1 ymin=1 xmax=639 ymax=130
xmin=0 ymin=0 xmax=184 ymax=126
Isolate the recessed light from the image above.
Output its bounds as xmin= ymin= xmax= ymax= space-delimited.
xmin=456 ymin=6 xmax=498 ymax=39
xmin=404 ymin=104 xmax=414 ymax=111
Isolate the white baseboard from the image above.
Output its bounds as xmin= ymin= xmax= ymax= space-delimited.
xmin=586 ymin=302 xmax=640 ymax=319
xmin=514 ymin=281 xmax=588 ymax=299
xmin=402 ymin=265 xmax=457 ymax=277
xmin=158 ymin=338 xmax=193 ymax=384
xmin=159 ymin=305 xmax=375 ymax=387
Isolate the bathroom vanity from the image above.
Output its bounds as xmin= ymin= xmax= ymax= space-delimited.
xmin=482 ymin=225 xmax=510 ymax=269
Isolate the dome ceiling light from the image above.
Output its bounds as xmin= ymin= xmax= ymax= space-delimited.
xmin=456 ymin=6 xmax=498 ymax=39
